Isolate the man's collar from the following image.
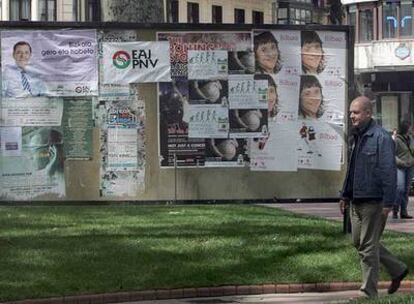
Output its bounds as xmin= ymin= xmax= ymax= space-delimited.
xmin=353 ymin=119 xmax=375 ymax=136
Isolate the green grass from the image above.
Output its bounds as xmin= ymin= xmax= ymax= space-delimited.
xmin=0 ymin=204 xmax=413 ymax=301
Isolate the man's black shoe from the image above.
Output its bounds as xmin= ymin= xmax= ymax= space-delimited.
xmin=388 ymin=268 xmax=409 ymax=294
xmin=401 ymin=214 xmax=413 ymax=219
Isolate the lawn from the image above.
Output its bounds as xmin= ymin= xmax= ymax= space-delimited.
xmin=0 ymin=204 xmax=412 ymax=301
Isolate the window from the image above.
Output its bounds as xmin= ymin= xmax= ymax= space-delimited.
xmin=252 ymin=10 xmax=264 ymax=25
xmin=277 ymin=7 xmax=288 ymax=24
xmin=187 ymin=2 xmax=199 ymax=23
xmin=289 ymin=7 xmax=311 ymax=24
xmin=39 ymin=0 xmax=56 ymax=21
xmin=212 ymin=5 xmax=222 ymax=23
xmin=9 ymin=0 xmax=30 ymax=20
xmin=383 ymin=2 xmax=398 ymax=38
xmin=234 ymin=8 xmax=245 ymax=24
xmin=400 ymin=0 xmax=412 ymax=37
xmin=277 ymin=1 xmax=312 ymax=25
xmin=167 ymin=0 xmax=179 ymax=23
xmin=359 ymin=8 xmax=374 ymax=42
xmin=86 ymin=0 xmax=100 ymax=21
xmin=348 ymin=5 xmax=356 ymax=27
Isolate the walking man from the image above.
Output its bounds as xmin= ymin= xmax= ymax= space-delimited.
xmin=339 ymin=96 xmax=409 ymax=298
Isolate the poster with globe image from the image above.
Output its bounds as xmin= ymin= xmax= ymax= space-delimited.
xmin=229 ymin=109 xmax=268 ymax=138
xmin=188 ymin=80 xmax=228 ymax=105
xmin=204 ymin=138 xmax=249 ymax=167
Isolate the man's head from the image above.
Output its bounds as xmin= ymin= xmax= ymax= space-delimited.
xmin=13 ymin=41 xmax=32 ymax=70
xmin=349 ymin=96 xmax=373 ymax=128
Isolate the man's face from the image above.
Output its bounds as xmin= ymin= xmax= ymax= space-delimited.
xmin=13 ymin=44 xmax=31 ymax=69
xmin=349 ymin=100 xmax=371 ymax=127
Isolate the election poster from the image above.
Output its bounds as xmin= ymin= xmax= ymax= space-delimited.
xmin=62 ymin=98 xmax=93 ymax=159
xmin=1 ymin=29 xmax=98 ymax=97
xmin=0 ymin=126 xmax=65 ymax=200
xmin=98 ymin=30 xmax=139 ymax=98
xmin=0 ymin=97 xmax=63 ymax=126
xmin=157 ymin=31 xmax=252 ymax=77
xmin=101 ymin=41 xmax=171 ymax=84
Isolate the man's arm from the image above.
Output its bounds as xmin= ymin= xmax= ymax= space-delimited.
xmin=378 ymin=131 xmax=397 ymax=208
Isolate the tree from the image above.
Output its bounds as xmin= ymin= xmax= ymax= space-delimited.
xmin=328 ymin=0 xmax=344 ymax=25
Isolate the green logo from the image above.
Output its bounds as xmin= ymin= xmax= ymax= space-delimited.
xmin=112 ymin=51 xmax=131 ymax=69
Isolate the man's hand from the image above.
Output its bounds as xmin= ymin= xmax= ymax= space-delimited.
xmin=383 ymin=207 xmax=392 ymax=217
xmin=339 ymin=199 xmax=349 ymax=215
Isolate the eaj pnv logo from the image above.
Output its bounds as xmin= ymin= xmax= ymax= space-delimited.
xmin=112 ymin=51 xmax=131 ymax=69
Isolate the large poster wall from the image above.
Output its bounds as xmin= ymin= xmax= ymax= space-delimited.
xmin=0 ymin=24 xmax=351 ymax=201
xmin=158 ymin=30 xmax=347 ymax=171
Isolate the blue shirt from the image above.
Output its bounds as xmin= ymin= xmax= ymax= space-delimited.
xmin=2 ymin=64 xmax=46 ymax=98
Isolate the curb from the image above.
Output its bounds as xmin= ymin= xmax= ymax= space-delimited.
xmin=3 ymin=281 xmax=414 ymax=304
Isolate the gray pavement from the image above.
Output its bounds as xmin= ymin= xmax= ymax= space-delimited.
xmin=262 ymin=197 xmax=414 ymax=234
xmin=126 ymin=289 xmax=392 ymax=304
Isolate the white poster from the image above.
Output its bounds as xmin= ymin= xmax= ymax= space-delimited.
xmin=102 ymin=41 xmax=171 ymax=84
xmin=107 ymin=127 xmax=138 ymax=171
xmin=187 ymin=50 xmax=228 ymax=80
xmin=250 ymin=121 xmax=298 ymax=171
xmin=0 ymin=97 xmax=63 ymax=126
xmin=101 ymin=170 xmax=145 ymax=197
xmin=188 ymin=104 xmax=229 ymax=138
xmin=99 ymin=97 xmax=146 ymax=197
xmin=228 ymin=75 xmax=268 ymax=109
xmin=98 ymin=30 xmax=139 ymax=98
xmin=297 ymin=120 xmax=342 ymax=171
xmin=300 ymin=30 xmax=346 ymax=125
xmin=1 ymin=30 xmax=98 ymax=97
xmin=0 ymin=127 xmax=22 ymax=156
xmin=253 ymin=30 xmax=301 ymax=77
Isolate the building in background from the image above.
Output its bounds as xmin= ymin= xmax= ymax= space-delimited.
xmin=342 ymin=0 xmax=414 ymax=131
xmin=1 ymin=0 xmax=101 ymax=21
xmin=165 ymin=0 xmax=276 ymax=24
xmin=276 ymin=0 xmax=329 ymax=25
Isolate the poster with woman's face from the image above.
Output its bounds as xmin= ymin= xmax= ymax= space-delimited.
xmin=253 ymin=30 xmax=301 ymax=78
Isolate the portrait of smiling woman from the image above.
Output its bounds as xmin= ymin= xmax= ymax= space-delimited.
xmin=298 ymin=75 xmax=324 ymax=120
xmin=254 ymin=31 xmax=282 ymax=75
xmin=301 ymin=31 xmax=326 ymax=75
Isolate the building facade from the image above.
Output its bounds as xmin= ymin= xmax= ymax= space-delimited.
xmin=342 ymin=0 xmax=414 ymax=131
xmin=165 ymin=0 xmax=276 ymax=24
xmin=1 ymin=0 xmax=100 ymax=21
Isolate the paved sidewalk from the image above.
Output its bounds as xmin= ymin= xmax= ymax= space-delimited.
xmin=132 ymin=290 xmax=371 ymax=304
xmin=261 ymin=197 xmax=414 ymax=234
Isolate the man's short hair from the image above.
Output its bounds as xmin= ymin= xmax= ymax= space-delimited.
xmin=353 ymin=95 xmax=373 ymax=113
xmin=13 ymin=41 xmax=32 ymax=54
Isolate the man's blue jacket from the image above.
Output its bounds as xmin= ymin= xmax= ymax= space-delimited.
xmin=341 ymin=120 xmax=396 ymax=207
